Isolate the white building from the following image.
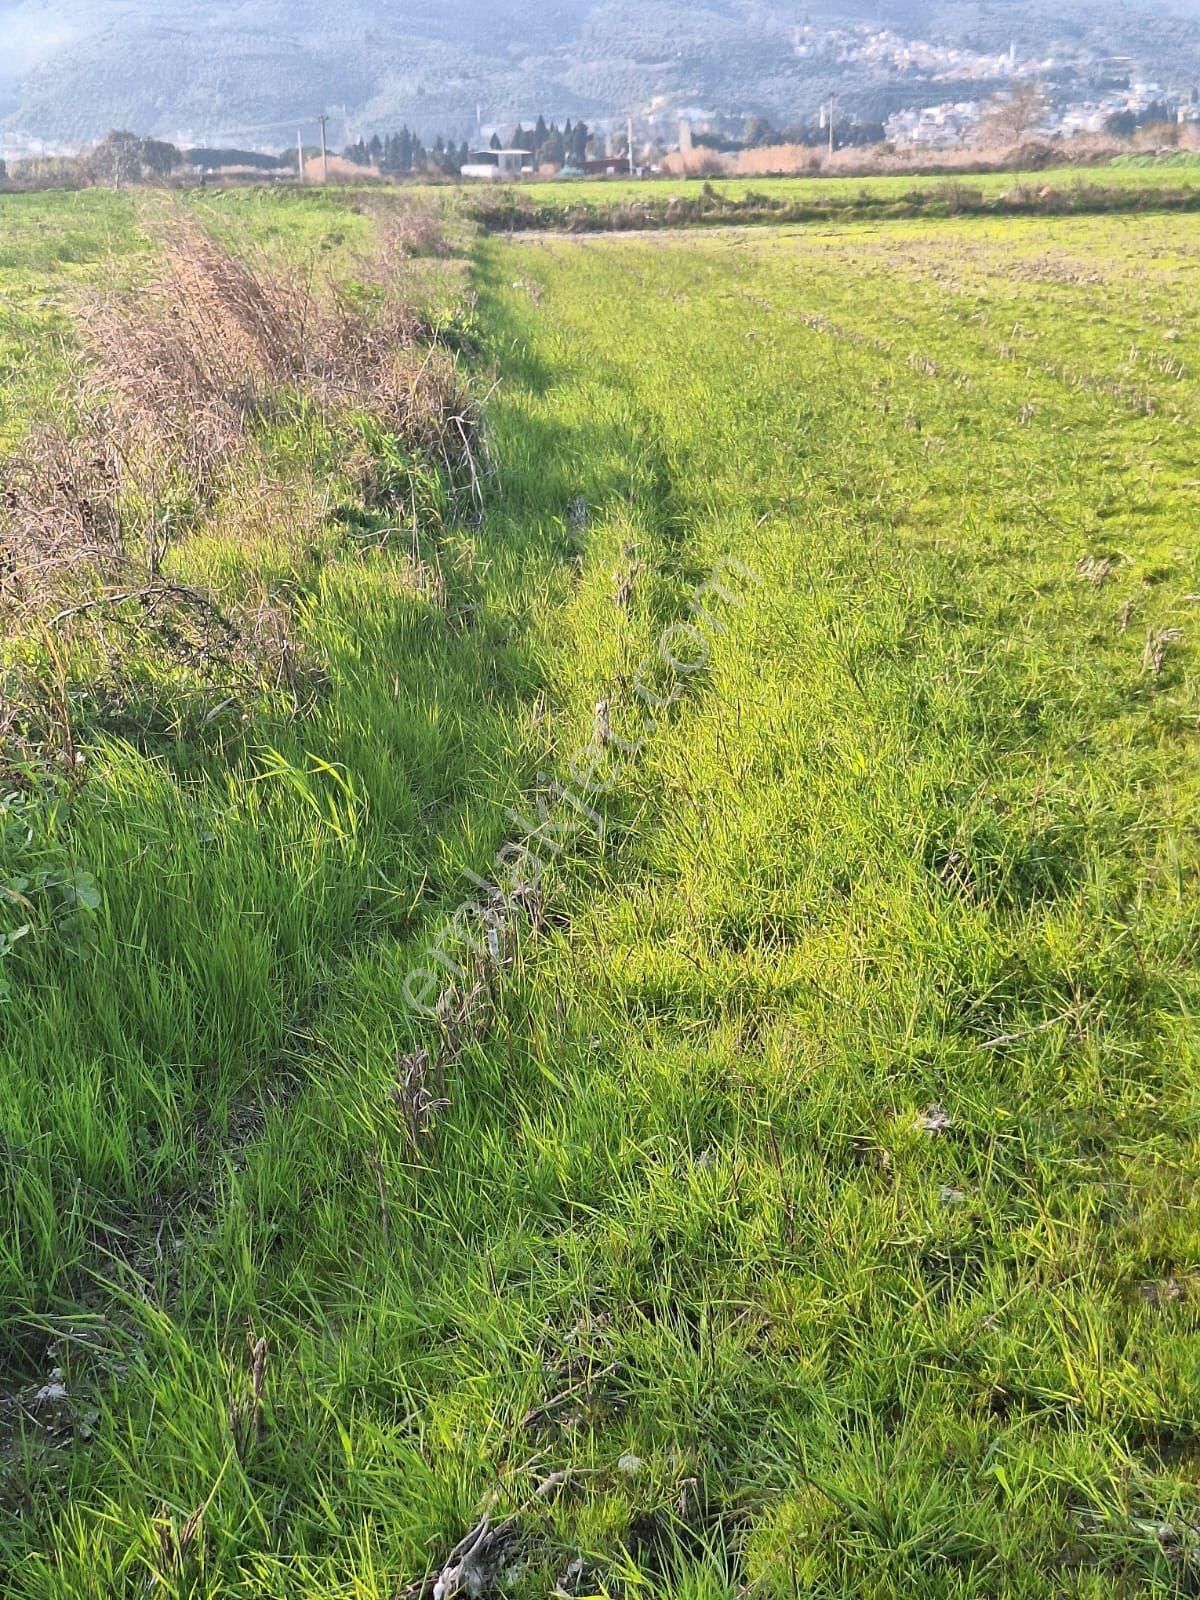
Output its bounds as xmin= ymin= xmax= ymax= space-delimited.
xmin=886 ymin=100 xmax=982 ymax=148
xmin=460 ymin=148 xmax=534 ymax=179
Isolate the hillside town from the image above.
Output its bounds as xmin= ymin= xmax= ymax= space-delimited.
xmin=885 ymin=77 xmax=1200 ymax=150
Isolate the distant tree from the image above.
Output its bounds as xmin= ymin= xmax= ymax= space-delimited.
xmin=542 ymin=126 xmax=565 ymax=166
xmin=743 ymin=115 xmax=774 ymax=147
xmin=490 ymin=131 xmax=502 ymax=150
xmin=1144 ymin=118 xmax=1182 ymax=147
xmin=980 ymin=81 xmax=1051 ymax=150
xmin=140 ymin=137 xmax=182 ymax=176
xmin=534 ymin=113 xmax=548 ymax=149
xmin=92 ymin=130 xmax=143 ymax=186
xmin=88 ymin=129 xmax=181 ymax=187
xmin=569 ymin=120 xmax=589 ymax=164
xmin=435 ymin=135 xmax=462 ymax=175
xmin=340 ymin=124 xmax=472 ymax=177
xmin=1102 ymin=103 xmax=1178 ymax=141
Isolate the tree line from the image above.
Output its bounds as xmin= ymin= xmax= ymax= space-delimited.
xmin=343 ymin=129 xmax=469 ymax=175
xmin=500 ymin=117 xmax=592 ymax=166
xmin=343 ymin=116 xmax=594 ymax=174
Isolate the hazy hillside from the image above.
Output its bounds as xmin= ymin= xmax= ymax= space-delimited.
xmin=1 ymin=0 xmax=1199 ymax=147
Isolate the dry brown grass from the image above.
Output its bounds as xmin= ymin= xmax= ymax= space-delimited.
xmin=660 ymin=150 xmax=732 ymax=178
xmin=77 ymin=217 xmax=480 ymax=525
xmin=0 ymin=217 xmax=480 ymax=765
xmin=373 ymin=201 xmax=454 ymax=260
xmin=302 ymin=155 xmax=385 ymax=184
xmin=727 ymin=132 xmax=1130 ymax=181
xmin=731 ymin=144 xmax=823 ymax=177
xmin=77 ymin=224 xmax=304 ymax=482
xmin=0 ymin=423 xmax=127 ymax=610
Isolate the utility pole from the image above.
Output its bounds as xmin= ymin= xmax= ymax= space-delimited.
xmin=316 ymin=112 xmax=329 ymax=182
xmin=627 ymin=117 xmax=635 ymax=176
xmin=828 ymin=92 xmax=836 ymax=159
xmin=296 ymin=126 xmax=304 ymax=182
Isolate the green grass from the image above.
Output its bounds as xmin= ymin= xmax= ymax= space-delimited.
xmin=465 ymin=166 xmax=1200 ymax=235
xmin=1 ymin=193 xmax=1198 ymax=1597
xmin=506 ymin=160 xmax=1200 ymax=208
xmin=1111 ymin=151 xmax=1200 ymax=169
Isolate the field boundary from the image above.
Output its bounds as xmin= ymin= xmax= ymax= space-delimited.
xmin=468 ymin=178 xmax=1200 ymax=234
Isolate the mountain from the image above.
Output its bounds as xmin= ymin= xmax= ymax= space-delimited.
xmin=1 ymin=0 xmax=1199 ymax=149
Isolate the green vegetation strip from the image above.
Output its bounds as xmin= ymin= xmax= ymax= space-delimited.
xmin=468 ymin=172 xmax=1200 ymax=233
xmin=0 ymin=193 xmax=1198 ymax=1597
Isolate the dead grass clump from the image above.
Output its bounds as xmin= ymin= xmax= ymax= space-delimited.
xmin=0 ymin=460 xmax=324 ymax=773
xmin=78 ymin=225 xmax=305 ymax=483
xmin=227 ymin=1332 xmax=269 ymax=1459
xmin=376 ymin=202 xmax=453 ymax=260
xmin=0 ymin=219 xmax=482 ymax=766
xmin=159 ymin=227 xmax=300 ymax=384
xmin=308 ymin=317 xmax=484 ymax=514
xmin=0 ymin=586 xmax=227 ymax=773
xmin=110 ymin=222 xmax=485 ymax=510
xmin=1144 ymin=627 xmax=1184 ymax=677
xmin=0 ymin=580 xmax=310 ymax=763
xmin=302 ymin=154 xmax=384 ymax=185
xmin=313 ymin=285 xmax=426 ymax=379
xmin=78 ymin=215 xmax=480 ymax=522
xmin=348 ymin=190 xmax=458 ymax=261
xmin=0 ymin=424 xmax=127 ymax=611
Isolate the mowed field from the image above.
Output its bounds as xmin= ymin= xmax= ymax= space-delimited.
xmin=0 ymin=191 xmax=1198 ymax=1596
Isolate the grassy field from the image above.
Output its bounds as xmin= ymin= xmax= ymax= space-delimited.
xmin=0 ymin=190 xmax=1198 ymax=1597
xmin=504 ymin=159 xmax=1200 ymax=209
xmin=464 ymin=164 xmax=1200 ymax=234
